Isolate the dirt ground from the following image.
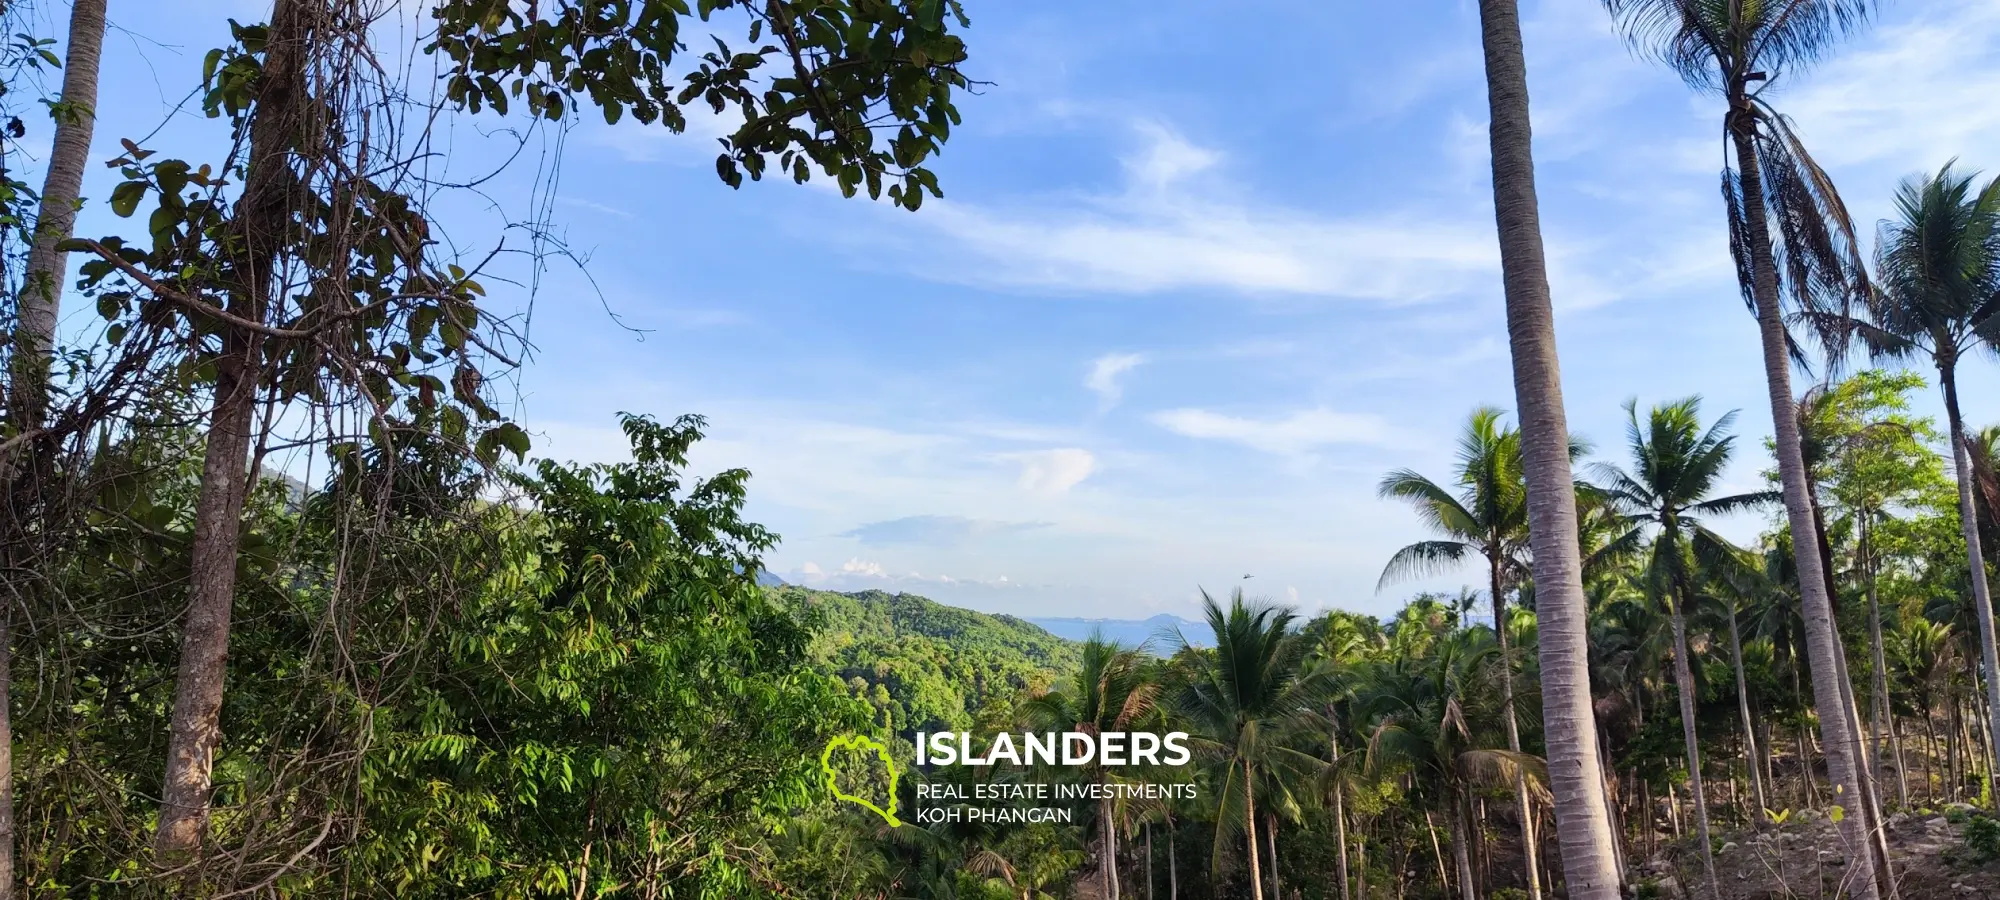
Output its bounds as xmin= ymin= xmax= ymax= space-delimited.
xmin=1636 ymin=805 xmax=2000 ymax=899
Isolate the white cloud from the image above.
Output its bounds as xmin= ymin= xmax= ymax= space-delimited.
xmin=1086 ymin=353 xmax=1146 ymax=408
xmin=1782 ymin=0 xmax=2000 ymax=174
xmin=1009 ymin=448 xmax=1097 ymax=495
xmin=840 ymin=558 xmax=888 ymax=578
xmin=881 ymin=121 xmax=1496 ymax=300
xmin=1121 ymin=123 xmax=1220 ymax=189
xmin=1151 ymin=407 xmax=1400 ymax=455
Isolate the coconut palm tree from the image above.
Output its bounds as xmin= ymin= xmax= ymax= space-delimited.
xmin=1173 ymin=589 xmax=1323 ymax=900
xmin=1378 ymin=406 xmax=1581 ymax=900
xmin=1356 ymin=629 xmax=1548 ymax=900
xmin=1596 ymin=397 xmax=1776 ymax=900
xmin=1600 ymin=3 xmax=1885 ymax=893
xmin=1022 ymin=636 xmax=1159 ymax=900
xmin=1809 ymin=165 xmax=2000 ymax=810
xmin=1476 ymin=0 xmax=1625 ymax=893
xmin=3 ymin=4 xmax=108 ymax=893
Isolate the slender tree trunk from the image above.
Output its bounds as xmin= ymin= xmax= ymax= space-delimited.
xmin=1169 ymin=821 xmax=1179 ymax=900
xmin=1450 ymin=802 xmax=1477 ymax=900
xmin=1266 ymin=813 xmax=1281 ymax=900
xmin=1426 ymin=811 xmax=1451 ymax=897
xmin=1103 ymin=796 xmax=1121 ymax=900
xmin=1730 ymin=606 xmax=1770 ymax=818
xmin=9 ymin=0 xmax=107 ymax=430
xmin=1829 ymin=588 xmax=1898 ymax=899
xmin=1729 ymin=122 xmax=1881 ymax=899
xmin=154 ymin=0 xmax=311 ymax=862
xmin=1889 ymin=712 xmax=1909 ymax=809
xmin=1245 ymin=762 xmax=1263 ymax=900
xmin=1476 ymin=2 xmax=1622 ymax=897
xmin=1942 ymin=369 xmax=2000 ymax=812
xmin=0 ymin=606 xmax=11 ymax=900
xmin=1147 ymin=822 xmax=1155 ymax=900
xmin=1333 ymin=734 xmax=1352 ymax=900
xmin=1490 ymin=559 xmax=1545 ymax=900
xmin=1600 ymin=733 xmax=1628 ymax=876
xmin=1862 ymin=514 xmax=1910 ymax=810
xmin=1357 ymin=829 xmax=1368 ymax=900
xmin=1668 ymin=599 xmax=1720 ymax=900
xmin=3 ymin=3 xmax=107 ymax=890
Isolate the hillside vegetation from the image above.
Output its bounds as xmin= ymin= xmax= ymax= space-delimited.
xmin=776 ymin=587 xmax=1081 ymax=733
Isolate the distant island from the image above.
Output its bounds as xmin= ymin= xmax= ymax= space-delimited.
xmin=1024 ymin=613 xmax=1208 ymax=649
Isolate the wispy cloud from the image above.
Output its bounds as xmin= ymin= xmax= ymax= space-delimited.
xmin=889 ymin=124 xmax=1496 ymax=300
xmin=842 ymin=515 xmax=1051 ymax=546
xmin=1150 ymin=407 xmax=1403 ymax=456
xmin=1783 ymin=0 xmax=2000 ymax=175
xmin=1007 ymin=448 xmax=1097 ymax=495
xmin=1086 ymin=352 xmax=1146 ymax=408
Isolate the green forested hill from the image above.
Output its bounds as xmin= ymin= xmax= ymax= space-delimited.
xmin=770 ymin=586 xmax=1080 ymax=734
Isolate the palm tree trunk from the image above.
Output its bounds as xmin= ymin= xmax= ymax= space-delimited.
xmin=1426 ymin=811 xmax=1450 ymax=897
xmin=8 ymin=0 xmax=107 ymax=431
xmin=1103 ymin=796 xmax=1121 ymax=900
xmin=3 ymin=3 xmax=107 ymax=890
xmin=1729 ymin=606 xmax=1769 ymax=817
xmin=1475 ymin=2 xmax=1622 ymax=897
xmin=1245 ymin=762 xmax=1264 ymax=900
xmin=0 ymin=606 xmax=11 ymax=900
xmin=155 ymin=0 xmax=311 ymax=863
xmin=1333 ymin=735 xmax=1352 ymax=900
xmin=1169 ymin=821 xmax=1179 ymax=900
xmin=1668 ymin=600 xmax=1720 ymax=900
xmin=1729 ymin=121 xmax=1881 ymax=900
xmin=1862 ymin=514 xmax=1907 ymax=809
xmin=1889 ymin=713 xmax=1909 ymax=809
xmin=1357 ymin=829 xmax=1368 ymax=900
xmin=1265 ymin=813 xmax=1282 ymax=900
xmin=1450 ymin=801 xmax=1477 ymax=900
xmin=1147 ymin=821 xmax=1155 ymax=900
xmin=1941 ymin=368 xmax=2000 ymax=812
xmin=1491 ymin=560 xmax=1546 ymax=900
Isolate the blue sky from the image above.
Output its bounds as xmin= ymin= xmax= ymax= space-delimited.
xmin=49 ymin=0 xmax=2000 ymax=619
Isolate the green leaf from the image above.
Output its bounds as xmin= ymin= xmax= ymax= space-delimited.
xmin=109 ymin=180 xmax=146 ymax=217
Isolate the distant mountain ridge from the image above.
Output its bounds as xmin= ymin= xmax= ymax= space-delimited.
xmin=1025 ymin=613 xmax=1209 ymax=649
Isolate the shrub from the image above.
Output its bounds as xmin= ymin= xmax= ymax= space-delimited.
xmin=1966 ymin=814 xmax=2000 ymax=863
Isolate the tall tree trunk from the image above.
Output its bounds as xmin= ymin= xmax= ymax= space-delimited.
xmin=1667 ymin=597 xmax=1720 ymax=900
xmin=1828 ymin=556 xmax=1897 ymax=899
xmin=1941 ymin=367 xmax=2000 ymax=812
xmin=1475 ymin=2 xmax=1623 ymax=897
xmin=1169 ymin=821 xmax=1178 ymax=900
xmin=1103 ymin=795 xmax=1121 ymax=900
xmin=1490 ymin=559 xmax=1545 ymax=900
xmin=1146 ymin=821 xmax=1154 ymax=900
xmin=1244 ymin=761 xmax=1263 ymax=900
xmin=3 ymin=4 xmax=107 ymax=889
xmin=1356 ymin=826 xmax=1368 ymax=900
xmin=1729 ymin=606 xmax=1769 ymax=817
xmin=1728 ymin=121 xmax=1881 ymax=899
xmin=1426 ymin=811 xmax=1450 ymax=898
xmin=1862 ymin=514 xmax=1908 ymax=809
xmin=0 ymin=605 xmax=11 ymax=900
xmin=154 ymin=0 xmax=311 ymax=862
xmin=1265 ymin=813 xmax=1281 ymax=900
xmin=1450 ymin=801 xmax=1477 ymax=900
xmin=8 ymin=0 xmax=107 ymax=431
xmin=1333 ymin=733 xmax=1352 ymax=900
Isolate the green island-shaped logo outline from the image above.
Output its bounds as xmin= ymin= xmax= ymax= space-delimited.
xmin=820 ymin=733 xmax=903 ymax=827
